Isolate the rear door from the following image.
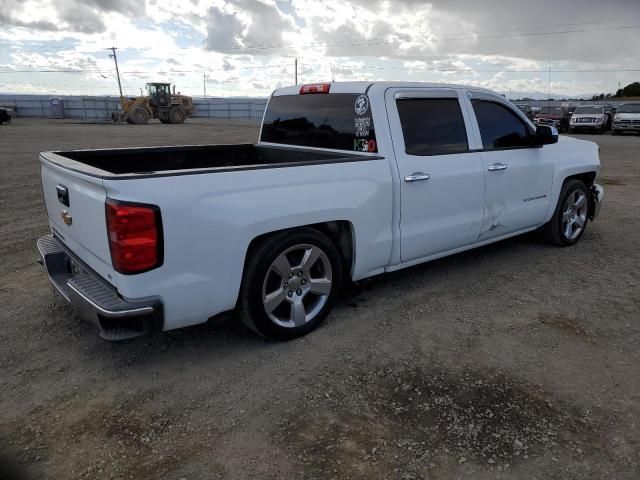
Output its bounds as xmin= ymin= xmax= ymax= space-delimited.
xmin=385 ymin=88 xmax=485 ymax=261
xmin=41 ymin=156 xmax=114 ymax=282
xmin=464 ymin=92 xmax=554 ymax=240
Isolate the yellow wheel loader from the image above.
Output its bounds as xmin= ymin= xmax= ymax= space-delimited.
xmin=111 ymin=83 xmax=196 ymax=125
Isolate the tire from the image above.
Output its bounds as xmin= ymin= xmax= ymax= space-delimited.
xmin=611 ymin=129 xmax=619 ymax=136
xmin=129 ymin=106 xmax=150 ymax=125
xmin=542 ymin=179 xmax=589 ymax=246
xmin=169 ymin=107 xmax=186 ymax=124
xmin=568 ymin=127 xmax=574 ymax=134
xmin=238 ymin=228 xmax=343 ymax=340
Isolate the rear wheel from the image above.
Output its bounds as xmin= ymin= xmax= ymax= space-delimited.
xmin=238 ymin=228 xmax=343 ymax=340
xmin=542 ymin=179 xmax=589 ymax=246
xmin=129 ymin=106 xmax=150 ymax=125
xmin=169 ymin=107 xmax=186 ymax=124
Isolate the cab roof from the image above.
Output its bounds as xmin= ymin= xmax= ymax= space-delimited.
xmin=272 ymin=81 xmax=497 ymax=96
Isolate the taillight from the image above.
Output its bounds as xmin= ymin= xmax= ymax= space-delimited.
xmin=299 ymin=83 xmax=331 ymax=94
xmin=105 ymin=199 xmax=162 ymax=274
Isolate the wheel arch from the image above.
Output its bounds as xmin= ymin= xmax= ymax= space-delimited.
xmin=565 ymin=171 xmax=596 ymax=187
xmin=243 ymin=221 xmax=355 ymax=283
xmin=544 ymin=169 xmax=598 ymax=223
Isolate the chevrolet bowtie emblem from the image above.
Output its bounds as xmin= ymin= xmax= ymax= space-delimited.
xmin=61 ymin=210 xmax=73 ymax=226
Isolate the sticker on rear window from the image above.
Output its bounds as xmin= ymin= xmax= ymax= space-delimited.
xmin=354 ymin=95 xmax=369 ymax=115
xmin=354 ymin=116 xmax=371 ymax=137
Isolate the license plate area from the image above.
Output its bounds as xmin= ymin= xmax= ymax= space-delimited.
xmin=70 ymin=258 xmax=85 ymax=276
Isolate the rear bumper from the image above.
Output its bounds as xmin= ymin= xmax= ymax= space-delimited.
xmin=37 ymin=234 xmax=163 ymax=341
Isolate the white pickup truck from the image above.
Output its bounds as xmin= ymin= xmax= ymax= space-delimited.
xmin=37 ymin=82 xmax=603 ymax=341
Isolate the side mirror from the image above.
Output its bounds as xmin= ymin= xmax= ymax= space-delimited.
xmin=533 ymin=124 xmax=558 ymax=145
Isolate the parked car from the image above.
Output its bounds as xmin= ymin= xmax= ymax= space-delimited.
xmin=612 ymin=102 xmax=640 ymax=135
xmin=534 ymin=106 xmax=569 ymax=132
xmin=0 ymin=107 xmax=12 ymax=124
xmin=569 ymin=105 xmax=608 ymax=134
xmin=514 ymin=103 xmax=535 ymax=121
xmin=36 ymin=82 xmax=603 ymax=341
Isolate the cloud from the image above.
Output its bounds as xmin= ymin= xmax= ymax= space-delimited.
xmin=0 ymin=0 xmax=145 ymax=34
xmin=204 ymin=0 xmax=298 ymax=54
xmin=1 ymin=0 xmax=639 ymax=97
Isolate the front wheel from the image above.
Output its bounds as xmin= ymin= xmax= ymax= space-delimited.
xmin=129 ymin=106 xmax=150 ymax=125
xmin=542 ymin=179 xmax=589 ymax=246
xmin=238 ymin=228 xmax=343 ymax=340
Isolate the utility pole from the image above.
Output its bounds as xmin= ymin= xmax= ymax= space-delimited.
xmin=294 ymin=58 xmax=298 ymax=85
xmin=203 ymin=72 xmax=207 ymax=98
xmin=107 ymin=47 xmax=123 ymax=98
xmin=547 ymin=59 xmax=551 ymax=101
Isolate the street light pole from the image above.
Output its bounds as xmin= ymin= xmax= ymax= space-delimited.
xmin=108 ymin=46 xmax=123 ymax=98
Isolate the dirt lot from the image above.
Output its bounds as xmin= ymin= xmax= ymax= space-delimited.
xmin=1 ymin=118 xmax=638 ymax=480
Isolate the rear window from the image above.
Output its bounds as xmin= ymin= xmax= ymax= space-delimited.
xmin=261 ymin=94 xmax=377 ymax=153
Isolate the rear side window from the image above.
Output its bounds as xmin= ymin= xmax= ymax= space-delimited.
xmin=472 ymin=100 xmax=532 ymax=149
xmin=261 ymin=94 xmax=377 ymax=153
xmin=396 ymin=98 xmax=469 ymax=156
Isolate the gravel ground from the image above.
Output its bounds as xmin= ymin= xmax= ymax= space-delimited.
xmin=0 ymin=118 xmax=639 ymax=480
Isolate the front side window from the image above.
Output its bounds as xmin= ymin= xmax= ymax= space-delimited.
xmin=396 ymin=98 xmax=469 ymax=156
xmin=472 ymin=100 xmax=532 ymax=149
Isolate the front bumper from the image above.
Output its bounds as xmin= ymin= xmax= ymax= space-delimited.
xmin=612 ymin=122 xmax=640 ymax=131
xmin=535 ymin=119 xmax=562 ymax=128
xmin=589 ymin=183 xmax=604 ymax=220
xmin=570 ymin=122 xmax=604 ymax=130
xmin=37 ymin=234 xmax=162 ymax=341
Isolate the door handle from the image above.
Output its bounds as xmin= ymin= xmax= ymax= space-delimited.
xmin=404 ymin=172 xmax=431 ymax=183
xmin=488 ymin=163 xmax=507 ymax=171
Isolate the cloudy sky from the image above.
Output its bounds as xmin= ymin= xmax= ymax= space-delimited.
xmin=0 ymin=0 xmax=639 ymax=98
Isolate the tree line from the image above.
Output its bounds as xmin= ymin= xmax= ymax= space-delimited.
xmin=591 ymin=82 xmax=640 ymax=101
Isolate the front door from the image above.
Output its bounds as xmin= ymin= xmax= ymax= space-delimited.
xmin=385 ymin=88 xmax=485 ymax=262
xmin=465 ymin=94 xmax=553 ymax=240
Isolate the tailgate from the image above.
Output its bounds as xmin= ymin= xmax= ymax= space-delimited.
xmin=40 ymin=154 xmax=115 ymax=285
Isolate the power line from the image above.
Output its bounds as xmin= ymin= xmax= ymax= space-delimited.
xmin=3 ymin=66 xmax=640 ymax=77
xmin=226 ymin=23 xmax=640 ymax=51
xmin=0 ymin=64 xmax=293 ymax=74
xmin=4 ymin=18 xmax=640 ymax=55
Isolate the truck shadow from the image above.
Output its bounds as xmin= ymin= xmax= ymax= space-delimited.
xmin=72 ymin=227 xmax=599 ymax=369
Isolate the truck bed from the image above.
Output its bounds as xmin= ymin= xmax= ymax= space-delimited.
xmin=44 ymin=144 xmax=373 ymax=178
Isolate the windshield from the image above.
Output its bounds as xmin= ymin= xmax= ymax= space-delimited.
xmin=617 ymin=103 xmax=640 ymax=113
xmin=539 ymin=107 xmax=563 ymax=115
xmin=261 ymin=93 xmax=377 ymax=152
xmin=574 ymin=106 xmax=603 ymax=114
